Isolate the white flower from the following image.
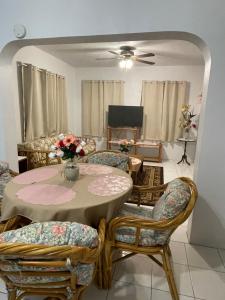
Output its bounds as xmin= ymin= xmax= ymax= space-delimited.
xmin=48 ymin=152 xmax=57 ymax=159
xmin=58 ymin=133 xmax=65 ymax=140
xmin=80 ymin=141 xmax=86 ymax=147
xmin=50 ymin=145 xmax=57 ymax=151
xmin=76 ymin=145 xmax=82 ymax=153
xmin=56 ymin=150 xmax=64 ymax=158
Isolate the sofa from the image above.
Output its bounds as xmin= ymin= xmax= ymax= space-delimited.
xmin=18 ymin=135 xmax=96 ymax=170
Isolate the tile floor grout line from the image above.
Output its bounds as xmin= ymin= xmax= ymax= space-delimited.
xmin=151 ymin=287 xmax=195 ymax=299
xmin=217 ymin=248 xmax=225 ymax=268
xmin=184 ymin=243 xmax=196 ymax=299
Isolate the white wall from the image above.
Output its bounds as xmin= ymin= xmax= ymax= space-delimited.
xmin=75 ymin=65 xmax=204 ymax=160
xmin=12 ymin=46 xmax=79 ymax=143
xmin=1 ymin=0 xmax=225 ymax=248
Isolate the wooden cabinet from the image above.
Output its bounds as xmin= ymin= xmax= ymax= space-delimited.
xmin=107 ymin=126 xmax=162 ymax=163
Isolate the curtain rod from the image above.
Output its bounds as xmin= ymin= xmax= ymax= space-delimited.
xmin=17 ymin=61 xmax=65 ymax=79
xmin=82 ymin=80 xmax=125 ymax=83
xmin=142 ymin=80 xmax=187 ymax=84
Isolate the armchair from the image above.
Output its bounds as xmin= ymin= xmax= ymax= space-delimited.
xmin=86 ymin=150 xmax=130 ymax=172
xmin=101 ymin=177 xmax=198 ymax=300
xmin=0 ymin=219 xmax=105 ymax=300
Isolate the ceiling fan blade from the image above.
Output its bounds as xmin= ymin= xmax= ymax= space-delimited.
xmin=135 ymin=58 xmax=155 ymax=65
xmin=108 ymin=51 xmax=120 ymax=56
xmin=136 ymin=53 xmax=155 ymax=58
xmin=96 ymin=57 xmax=118 ymax=60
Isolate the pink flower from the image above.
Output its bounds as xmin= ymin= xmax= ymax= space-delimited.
xmin=63 ymin=134 xmax=76 ymax=147
xmin=52 ymin=225 xmax=65 ymax=235
xmin=55 ymin=140 xmax=64 ymax=148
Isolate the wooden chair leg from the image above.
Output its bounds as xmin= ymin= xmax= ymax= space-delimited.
xmin=167 ymin=244 xmax=172 ymax=257
xmin=7 ymin=287 xmax=17 ymax=300
xmin=102 ymin=241 xmax=113 ymax=289
xmin=161 ymin=246 xmax=179 ymax=300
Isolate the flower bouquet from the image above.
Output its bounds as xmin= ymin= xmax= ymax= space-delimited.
xmin=49 ymin=134 xmax=86 ymax=181
xmin=179 ymin=104 xmax=197 ymax=138
xmin=119 ymin=139 xmax=135 ymax=153
xmin=49 ymin=134 xmax=85 ymax=161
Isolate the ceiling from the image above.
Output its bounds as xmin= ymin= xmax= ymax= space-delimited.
xmin=38 ymin=40 xmax=204 ymax=68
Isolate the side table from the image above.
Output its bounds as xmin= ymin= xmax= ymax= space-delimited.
xmin=18 ymin=156 xmax=28 ymax=173
xmin=177 ymin=138 xmax=196 ymax=165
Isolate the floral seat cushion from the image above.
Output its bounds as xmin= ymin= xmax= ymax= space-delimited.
xmin=115 ymin=179 xmax=191 ymax=246
xmin=0 ymin=221 xmax=98 ymax=286
xmin=88 ymin=152 xmax=129 ymax=171
xmin=0 ymin=161 xmax=12 ymax=200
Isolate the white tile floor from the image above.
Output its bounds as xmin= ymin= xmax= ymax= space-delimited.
xmin=1 ymin=160 xmax=224 ymax=300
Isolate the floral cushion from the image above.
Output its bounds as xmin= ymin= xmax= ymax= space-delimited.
xmin=0 ymin=221 xmax=98 ymax=286
xmin=115 ymin=204 xmax=156 ymax=246
xmin=0 ymin=161 xmax=11 ymax=200
xmin=88 ymin=152 xmax=129 ymax=171
xmin=115 ymin=179 xmax=191 ymax=246
xmin=153 ymin=178 xmax=190 ymax=220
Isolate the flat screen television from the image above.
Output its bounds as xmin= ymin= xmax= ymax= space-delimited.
xmin=108 ymin=105 xmax=143 ymax=127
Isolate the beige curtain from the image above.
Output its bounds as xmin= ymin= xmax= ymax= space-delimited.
xmin=141 ymin=80 xmax=188 ymax=142
xmin=141 ymin=81 xmax=164 ymax=140
xmin=17 ymin=63 xmax=68 ymax=141
xmin=82 ymin=80 xmax=124 ymax=136
xmin=161 ymin=81 xmax=187 ymax=142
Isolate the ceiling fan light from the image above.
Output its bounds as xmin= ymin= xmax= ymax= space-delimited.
xmin=126 ymin=59 xmax=133 ymax=69
xmin=119 ymin=60 xmax=126 ymax=68
xmin=119 ymin=58 xmax=133 ymax=69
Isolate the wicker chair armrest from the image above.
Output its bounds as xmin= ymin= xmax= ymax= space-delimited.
xmin=9 ymin=170 xmax=19 ymax=177
xmin=133 ymin=182 xmax=168 ymax=193
xmin=19 ymin=149 xmax=51 ymax=154
xmin=107 ymin=214 xmax=185 ymax=241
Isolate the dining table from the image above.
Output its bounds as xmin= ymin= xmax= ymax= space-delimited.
xmin=1 ymin=163 xmax=133 ymax=227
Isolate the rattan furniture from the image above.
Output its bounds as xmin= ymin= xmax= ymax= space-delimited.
xmin=0 ymin=218 xmax=105 ymax=300
xmin=101 ymin=177 xmax=198 ymax=300
xmin=18 ymin=136 xmax=96 ymax=170
xmin=0 ymin=160 xmax=18 ymax=215
xmin=86 ymin=150 xmax=131 ymax=172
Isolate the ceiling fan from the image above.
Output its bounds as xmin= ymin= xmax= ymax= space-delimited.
xmin=96 ymin=45 xmax=155 ymax=67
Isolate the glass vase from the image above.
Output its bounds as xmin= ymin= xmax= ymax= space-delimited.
xmin=183 ymin=128 xmax=190 ymax=139
xmin=64 ymin=158 xmax=79 ymax=181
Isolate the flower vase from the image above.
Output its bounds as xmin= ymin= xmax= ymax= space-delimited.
xmin=64 ymin=158 xmax=79 ymax=181
xmin=183 ymin=128 xmax=190 ymax=140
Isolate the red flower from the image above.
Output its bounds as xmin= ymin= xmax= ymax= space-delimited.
xmin=79 ymin=149 xmax=85 ymax=156
xmin=55 ymin=140 xmax=64 ymax=148
xmin=70 ymin=144 xmax=77 ymax=153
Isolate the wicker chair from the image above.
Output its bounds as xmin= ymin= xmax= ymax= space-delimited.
xmin=0 ymin=161 xmax=19 ymax=214
xmin=86 ymin=150 xmax=131 ymax=172
xmin=0 ymin=219 xmax=105 ymax=300
xmin=101 ymin=177 xmax=198 ymax=300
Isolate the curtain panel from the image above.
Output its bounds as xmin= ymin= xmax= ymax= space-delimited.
xmin=17 ymin=62 xmax=68 ymax=142
xmin=82 ymin=80 xmax=124 ymax=136
xmin=141 ymin=81 xmax=188 ymax=142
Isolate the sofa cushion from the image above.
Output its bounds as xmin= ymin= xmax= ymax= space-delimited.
xmin=0 ymin=221 xmax=98 ymax=286
xmin=88 ymin=152 xmax=129 ymax=171
xmin=0 ymin=161 xmax=9 ymax=175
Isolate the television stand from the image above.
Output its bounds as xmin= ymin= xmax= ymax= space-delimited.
xmin=107 ymin=127 xmax=140 ymax=150
xmin=107 ymin=126 xmax=163 ymax=162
